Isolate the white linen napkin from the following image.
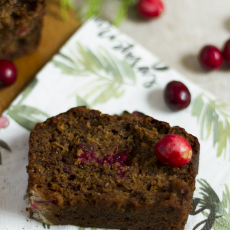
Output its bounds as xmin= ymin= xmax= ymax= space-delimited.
xmin=0 ymin=18 xmax=230 ymax=230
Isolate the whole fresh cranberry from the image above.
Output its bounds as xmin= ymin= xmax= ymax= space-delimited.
xmin=0 ymin=60 xmax=17 ymax=87
xmin=164 ymin=81 xmax=191 ymax=111
xmin=199 ymin=45 xmax=223 ymax=70
xmin=154 ymin=134 xmax=192 ymax=167
xmin=137 ymin=0 xmax=164 ymax=19
xmin=222 ymin=39 xmax=230 ymax=65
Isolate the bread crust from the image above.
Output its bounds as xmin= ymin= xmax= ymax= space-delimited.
xmin=27 ymin=107 xmax=200 ymax=230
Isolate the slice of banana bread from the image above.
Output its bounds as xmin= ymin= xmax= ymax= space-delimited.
xmin=0 ymin=0 xmax=45 ymax=60
xmin=27 ymin=107 xmax=199 ymax=230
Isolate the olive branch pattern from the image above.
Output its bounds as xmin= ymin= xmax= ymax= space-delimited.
xmin=0 ymin=140 xmax=11 ymax=153
xmin=191 ymin=179 xmax=230 ymax=230
xmin=192 ymin=93 xmax=230 ymax=160
xmin=0 ymin=139 xmax=11 ymax=165
xmin=53 ymin=42 xmax=136 ymax=107
xmin=76 ymin=95 xmax=91 ymax=108
xmin=42 ymin=224 xmax=50 ymax=229
xmin=7 ymin=79 xmax=49 ymax=131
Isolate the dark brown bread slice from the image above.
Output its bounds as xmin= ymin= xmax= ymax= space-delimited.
xmin=27 ymin=107 xmax=200 ymax=230
xmin=0 ymin=0 xmax=45 ymax=60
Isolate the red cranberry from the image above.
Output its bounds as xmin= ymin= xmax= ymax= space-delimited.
xmin=78 ymin=144 xmax=128 ymax=167
xmin=104 ymin=149 xmax=129 ymax=165
xmin=31 ymin=199 xmax=58 ymax=210
xmin=222 ymin=39 xmax=230 ymax=65
xmin=132 ymin=111 xmax=145 ymax=117
xmin=78 ymin=144 xmax=99 ymax=164
xmin=154 ymin=134 xmax=192 ymax=167
xmin=0 ymin=116 xmax=9 ymax=128
xmin=164 ymin=81 xmax=191 ymax=111
xmin=199 ymin=45 xmax=223 ymax=69
xmin=16 ymin=28 xmax=31 ymax=36
xmin=0 ymin=60 xmax=17 ymax=87
xmin=137 ymin=0 xmax=164 ymax=19
xmin=77 ymin=144 xmax=129 ymax=177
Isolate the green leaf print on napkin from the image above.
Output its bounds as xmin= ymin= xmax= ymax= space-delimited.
xmin=7 ymin=105 xmax=49 ymax=131
xmin=192 ymin=93 xmax=230 ymax=160
xmin=7 ymin=79 xmax=49 ymax=131
xmin=42 ymin=223 xmax=50 ymax=229
xmin=0 ymin=139 xmax=12 ymax=152
xmin=18 ymin=79 xmax=38 ymax=105
xmin=53 ymin=42 xmax=136 ymax=107
xmin=190 ymin=179 xmax=230 ymax=230
xmin=0 ymin=139 xmax=11 ymax=165
xmin=76 ymin=95 xmax=91 ymax=108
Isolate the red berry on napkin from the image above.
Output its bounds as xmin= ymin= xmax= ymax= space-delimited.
xmin=164 ymin=81 xmax=191 ymax=111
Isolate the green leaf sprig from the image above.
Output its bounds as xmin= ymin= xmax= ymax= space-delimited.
xmin=114 ymin=0 xmax=136 ymax=26
xmin=81 ymin=0 xmax=104 ymax=20
xmin=60 ymin=0 xmax=75 ymax=20
xmin=59 ymin=0 xmax=137 ymax=26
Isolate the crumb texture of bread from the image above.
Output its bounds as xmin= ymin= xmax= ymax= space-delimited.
xmin=0 ymin=0 xmax=45 ymax=60
xmin=27 ymin=107 xmax=200 ymax=230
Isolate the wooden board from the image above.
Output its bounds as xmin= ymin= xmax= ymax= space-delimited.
xmin=0 ymin=0 xmax=81 ymax=114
